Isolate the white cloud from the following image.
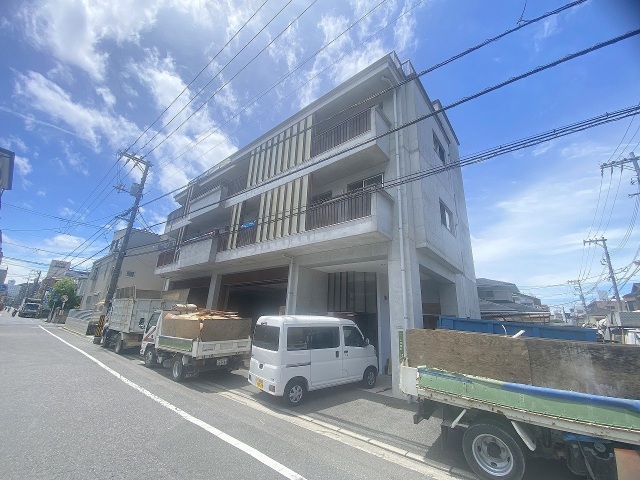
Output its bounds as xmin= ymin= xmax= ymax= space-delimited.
xmin=45 ymin=233 xmax=86 ymax=249
xmin=14 ymin=71 xmax=140 ymax=151
xmin=96 ymin=86 xmax=116 ymax=108
xmin=534 ymin=17 xmax=560 ymax=51
xmin=18 ymin=0 xmax=165 ymax=81
xmin=14 ymin=155 xmax=32 ymax=176
xmin=37 ymin=190 xmax=46 ymax=197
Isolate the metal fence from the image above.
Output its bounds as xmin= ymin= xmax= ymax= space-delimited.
xmin=306 ymin=191 xmax=372 ymax=230
xmin=310 ymin=108 xmax=371 ymax=157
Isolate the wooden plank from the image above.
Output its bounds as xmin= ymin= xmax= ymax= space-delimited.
xmin=406 ymin=329 xmax=532 ymax=384
xmin=526 ymin=337 xmax=640 ymax=399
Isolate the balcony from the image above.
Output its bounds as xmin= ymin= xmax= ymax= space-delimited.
xmin=155 ymin=234 xmax=219 ymax=276
xmin=216 ymin=189 xmax=394 ymax=264
xmin=164 ymin=206 xmax=187 ymax=234
xmin=309 ymin=106 xmax=390 ymax=171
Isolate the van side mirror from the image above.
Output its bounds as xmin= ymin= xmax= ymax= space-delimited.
xmin=139 ymin=317 xmax=145 ymax=328
xmin=365 ymin=338 xmax=370 ymax=346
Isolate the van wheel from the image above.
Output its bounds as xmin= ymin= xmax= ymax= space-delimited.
xmin=283 ymin=379 xmax=305 ymax=407
xmin=144 ymin=347 xmax=156 ymax=368
xmin=462 ymin=418 xmax=526 ymax=480
xmin=172 ymin=355 xmax=185 ymax=382
xmin=362 ymin=367 xmax=377 ymax=388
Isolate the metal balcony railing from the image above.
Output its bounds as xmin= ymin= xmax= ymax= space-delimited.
xmin=166 ymin=206 xmax=185 ymax=223
xmin=217 ymin=224 xmax=258 ymax=252
xmin=306 ymin=191 xmax=372 ymax=230
xmin=311 ymin=108 xmax=371 ymax=157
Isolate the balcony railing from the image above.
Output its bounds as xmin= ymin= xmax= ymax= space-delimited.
xmin=306 ymin=191 xmax=372 ymax=230
xmin=311 ymin=108 xmax=371 ymax=158
xmin=167 ymin=206 xmax=185 ymax=223
xmin=156 ymin=247 xmax=178 ymax=267
xmin=217 ymin=223 xmax=258 ymax=252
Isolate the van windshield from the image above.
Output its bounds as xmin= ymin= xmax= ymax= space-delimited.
xmin=253 ymin=324 xmax=280 ymax=351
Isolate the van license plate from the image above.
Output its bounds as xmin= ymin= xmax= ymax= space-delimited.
xmin=216 ymin=357 xmax=228 ymax=366
xmin=256 ymin=378 xmax=263 ymax=390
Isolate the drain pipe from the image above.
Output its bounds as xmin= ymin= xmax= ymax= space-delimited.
xmin=381 ymin=75 xmax=410 ymax=342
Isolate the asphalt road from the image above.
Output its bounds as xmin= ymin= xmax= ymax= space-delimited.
xmin=0 ymin=312 xmax=579 ymax=480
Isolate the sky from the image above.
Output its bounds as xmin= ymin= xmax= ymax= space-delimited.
xmin=1 ymin=0 xmax=639 ymax=312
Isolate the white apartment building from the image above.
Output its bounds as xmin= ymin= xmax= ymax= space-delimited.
xmin=155 ymin=53 xmax=480 ymax=392
xmin=82 ymin=228 xmax=168 ymax=310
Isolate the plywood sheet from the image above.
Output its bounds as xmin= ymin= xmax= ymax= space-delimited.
xmin=406 ymin=329 xmax=532 ymax=384
xmin=526 ymin=338 xmax=640 ymax=399
xmin=161 ymin=311 xmax=252 ymax=342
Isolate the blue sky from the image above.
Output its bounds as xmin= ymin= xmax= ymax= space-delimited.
xmin=1 ymin=0 xmax=639 ymax=312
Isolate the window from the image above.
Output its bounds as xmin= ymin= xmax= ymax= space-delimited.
xmin=286 ymin=326 xmax=340 ymax=350
xmin=126 ymin=271 xmax=135 ymax=277
xmin=433 ymin=133 xmax=446 ymax=164
xmin=146 ymin=312 xmax=159 ymax=332
xmin=440 ymin=200 xmax=455 ymax=234
xmin=253 ymin=324 xmax=280 ymax=351
xmin=347 ymin=174 xmax=383 ymax=192
xmin=343 ymin=326 xmax=365 ymax=347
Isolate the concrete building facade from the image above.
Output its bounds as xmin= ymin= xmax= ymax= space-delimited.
xmin=155 ymin=54 xmax=479 ymax=391
xmin=82 ymin=228 xmax=168 ymax=310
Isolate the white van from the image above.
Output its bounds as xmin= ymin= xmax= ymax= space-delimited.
xmin=248 ymin=315 xmax=378 ymax=406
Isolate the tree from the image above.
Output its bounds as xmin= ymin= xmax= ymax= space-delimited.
xmin=48 ymin=278 xmax=80 ymax=310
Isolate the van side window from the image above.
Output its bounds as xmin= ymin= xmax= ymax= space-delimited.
xmin=343 ymin=326 xmax=365 ymax=347
xmin=287 ymin=327 xmax=310 ymax=351
xmin=309 ymin=327 xmax=339 ymax=349
xmin=287 ymin=326 xmax=340 ymax=350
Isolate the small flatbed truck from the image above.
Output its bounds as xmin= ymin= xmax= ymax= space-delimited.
xmin=140 ymin=305 xmax=252 ymax=382
xmin=400 ymin=328 xmax=640 ymax=480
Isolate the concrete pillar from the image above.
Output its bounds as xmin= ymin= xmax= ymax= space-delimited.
xmin=376 ymin=273 xmax=391 ymax=375
xmin=286 ymin=259 xmax=328 ymax=314
xmin=205 ymin=273 xmax=222 ymax=309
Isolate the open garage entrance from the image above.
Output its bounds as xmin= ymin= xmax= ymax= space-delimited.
xmin=218 ymin=267 xmax=288 ymax=326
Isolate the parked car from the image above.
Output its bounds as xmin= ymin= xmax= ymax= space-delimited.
xmin=248 ymin=315 xmax=378 ymax=406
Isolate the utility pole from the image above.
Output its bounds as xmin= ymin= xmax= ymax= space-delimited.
xmin=583 ymin=237 xmax=625 ymax=313
xmin=93 ymin=153 xmax=151 ymax=344
xmin=601 ymin=151 xmax=640 ymax=197
xmin=567 ymin=279 xmax=588 ymax=321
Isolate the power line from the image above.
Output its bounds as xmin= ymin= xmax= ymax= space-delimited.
xmin=141 ymin=0 xmax=585 ymax=205
xmin=3 ymin=203 xmax=115 ymax=230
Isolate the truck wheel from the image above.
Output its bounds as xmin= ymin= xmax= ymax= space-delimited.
xmin=462 ymin=418 xmax=526 ymax=480
xmin=114 ymin=334 xmax=124 ymax=355
xmin=362 ymin=366 xmax=377 ymax=388
xmin=283 ymin=379 xmax=306 ymax=407
xmin=144 ymin=347 xmax=157 ymax=368
xmin=100 ymin=330 xmax=109 ymax=348
xmin=171 ymin=355 xmax=185 ymax=382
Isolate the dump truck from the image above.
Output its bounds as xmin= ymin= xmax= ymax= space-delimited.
xmin=101 ymin=287 xmax=164 ymax=354
xmin=140 ymin=305 xmax=252 ymax=382
xmin=400 ymin=327 xmax=640 ymax=480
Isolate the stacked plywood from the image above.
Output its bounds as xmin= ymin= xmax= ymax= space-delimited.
xmin=162 ymin=310 xmax=252 ymax=342
xmin=406 ymin=329 xmax=640 ymax=399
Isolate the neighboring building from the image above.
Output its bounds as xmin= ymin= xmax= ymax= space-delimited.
xmin=623 ymin=283 xmax=640 ymax=311
xmin=5 ymin=281 xmax=22 ymax=305
xmin=476 ymin=278 xmax=550 ymax=322
xmin=82 ymin=228 xmax=168 ymax=310
xmin=585 ymin=298 xmax=621 ymax=324
xmin=37 ymin=259 xmax=89 ymax=304
xmin=154 ymin=53 xmax=480 ymax=391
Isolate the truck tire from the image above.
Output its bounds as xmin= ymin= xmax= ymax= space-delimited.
xmin=114 ymin=334 xmax=124 ymax=355
xmin=171 ymin=355 xmax=185 ymax=382
xmin=100 ymin=329 xmax=109 ymax=348
xmin=283 ymin=379 xmax=306 ymax=407
xmin=462 ymin=418 xmax=526 ymax=480
xmin=144 ymin=347 xmax=157 ymax=368
xmin=362 ymin=366 xmax=377 ymax=388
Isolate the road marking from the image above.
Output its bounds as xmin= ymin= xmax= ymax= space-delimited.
xmin=39 ymin=326 xmax=305 ymax=480
xmin=199 ymin=379 xmax=456 ymax=480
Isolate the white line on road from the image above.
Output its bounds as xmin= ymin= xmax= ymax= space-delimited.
xmin=39 ymin=326 xmax=306 ymax=480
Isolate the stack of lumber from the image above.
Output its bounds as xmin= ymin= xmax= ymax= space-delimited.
xmin=162 ymin=310 xmax=252 ymax=342
xmin=406 ymin=329 xmax=640 ymax=400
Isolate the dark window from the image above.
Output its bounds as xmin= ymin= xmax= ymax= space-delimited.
xmin=126 ymin=271 xmax=135 ymax=277
xmin=287 ymin=326 xmax=340 ymax=350
xmin=434 ymin=133 xmax=446 ymax=164
xmin=253 ymin=324 xmax=280 ymax=351
xmin=343 ymin=326 xmax=365 ymax=347
xmin=146 ymin=312 xmax=160 ymax=332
